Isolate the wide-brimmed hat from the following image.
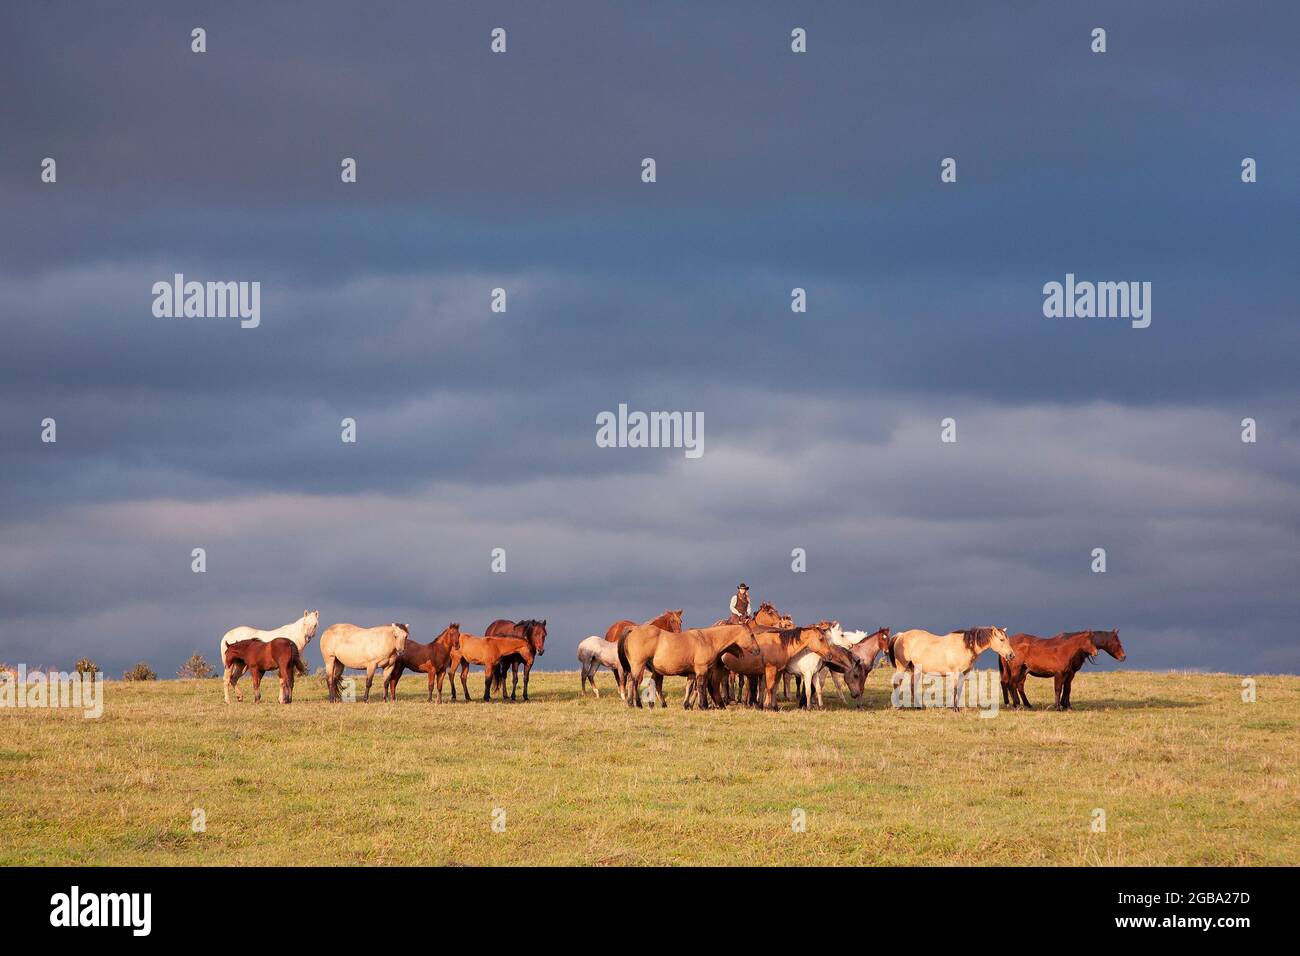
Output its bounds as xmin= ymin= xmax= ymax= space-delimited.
xmin=737 ymin=583 xmax=748 ymax=590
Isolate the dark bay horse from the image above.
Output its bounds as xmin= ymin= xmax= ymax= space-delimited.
xmin=384 ymin=623 xmax=461 ymax=703
xmin=222 ymin=637 xmax=305 ymax=704
xmin=484 ymin=618 xmax=547 ymax=701
xmin=1000 ymin=629 xmax=1126 ymax=709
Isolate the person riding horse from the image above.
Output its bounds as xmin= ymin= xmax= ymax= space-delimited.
xmin=727 ymin=583 xmax=753 ymax=624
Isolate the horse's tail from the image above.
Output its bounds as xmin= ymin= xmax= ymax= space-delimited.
xmin=886 ymin=634 xmax=899 ymax=668
xmin=617 ymin=629 xmax=632 ymax=677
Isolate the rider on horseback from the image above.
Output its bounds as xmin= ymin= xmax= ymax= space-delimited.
xmin=727 ymin=583 xmax=753 ymax=624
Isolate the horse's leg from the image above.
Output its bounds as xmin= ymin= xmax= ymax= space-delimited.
xmin=521 ymin=660 xmax=532 ymax=702
xmin=509 ymin=660 xmax=519 ymax=701
xmin=952 ymin=671 xmax=964 ymax=711
xmin=1052 ymin=674 xmax=1064 ymax=709
xmin=483 ymin=661 xmax=493 ymax=702
xmin=628 ymin=666 xmax=645 ymax=708
xmin=251 ymin=668 xmax=263 ymax=704
xmin=229 ymin=661 xmax=247 ymax=702
xmin=1016 ymin=673 xmax=1032 ymax=708
xmin=458 ymin=661 xmax=469 ymax=700
xmin=223 ymin=664 xmax=235 ymax=704
xmin=1061 ymin=670 xmax=1076 ymax=710
xmin=282 ymin=664 xmax=294 ymax=704
xmin=653 ymin=672 xmax=666 ymax=708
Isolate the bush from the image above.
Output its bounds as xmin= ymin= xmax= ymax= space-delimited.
xmin=122 ymin=662 xmax=157 ymax=682
xmin=176 ymin=653 xmax=216 ymax=679
xmin=74 ymin=657 xmax=100 ymax=676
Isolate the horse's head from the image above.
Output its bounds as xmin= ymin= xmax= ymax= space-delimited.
xmin=525 ymin=619 xmax=548 ymax=655
xmin=842 ymin=657 xmax=868 ymax=703
xmin=437 ymin=623 xmax=461 ymax=648
xmin=663 ymin=609 xmax=684 ymax=632
xmin=302 ymin=609 xmax=321 ymax=641
xmin=986 ymin=626 xmax=1014 ymax=661
xmin=823 ymin=621 xmax=844 ymax=645
xmin=1095 ymin=628 xmax=1125 ymax=662
xmin=778 ymin=615 xmax=794 ymax=629
xmin=392 ymin=623 xmax=410 ymax=649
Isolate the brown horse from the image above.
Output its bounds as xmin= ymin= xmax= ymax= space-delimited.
xmin=449 ymin=634 xmax=534 ymax=702
xmin=617 ymin=623 xmax=761 ymax=709
xmin=604 ymin=608 xmax=683 ymax=643
xmin=384 ymin=623 xmax=461 ymax=702
xmin=484 ymin=618 xmax=548 ymax=701
xmin=222 ymin=637 xmax=304 ymax=704
xmin=1000 ymin=629 xmax=1126 ymax=710
xmin=720 ymin=625 xmax=855 ymax=711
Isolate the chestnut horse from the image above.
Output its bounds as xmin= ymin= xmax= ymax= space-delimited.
xmin=483 ymin=618 xmax=548 ymax=701
xmin=219 ymin=609 xmax=319 ymax=703
xmin=618 ymin=623 xmax=761 ymax=709
xmin=720 ymin=625 xmax=856 ymax=711
xmin=1000 ymin=629 xmax=1125 ymax=709
xmin=384 ymin=623 xmax=462 ymax=703
xmin=222 ymin=637 xmax=304 ymax=704
xmin=604 ymin=609 xmax=683 ymax=643
xmin=449 ymin=634 xmax=534 ymax=702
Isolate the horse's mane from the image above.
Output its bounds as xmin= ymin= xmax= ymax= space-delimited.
xmin=962 ymin=627 xmax=995 ymax=650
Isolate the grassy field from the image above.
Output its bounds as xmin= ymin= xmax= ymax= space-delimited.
xmin=1 ymin=668 xmax=1297 ymax=866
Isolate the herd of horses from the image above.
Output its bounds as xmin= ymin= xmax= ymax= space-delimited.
xmin=218 ymin=602 xmax=1126 ymax=711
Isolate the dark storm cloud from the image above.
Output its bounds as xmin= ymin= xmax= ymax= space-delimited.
xmin=0 ymin=2 xmax=1297 ymax=677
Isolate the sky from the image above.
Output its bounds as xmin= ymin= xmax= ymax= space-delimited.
xmin=1 ymin=1 xmax=1297 ymax=678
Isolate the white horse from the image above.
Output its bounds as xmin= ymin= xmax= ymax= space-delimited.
xmin=320 ymin=622 xmax=409 ymax=702
xmin=219 ymin=609 xmax=319 ymax=704
xmin=576 ymin=635 xmax=624 ymax=698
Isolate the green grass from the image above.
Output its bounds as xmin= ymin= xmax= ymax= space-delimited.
xmin=1 ymin=669 xmax=1297 ymax=865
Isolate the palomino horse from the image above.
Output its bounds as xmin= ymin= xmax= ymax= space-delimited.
xmin=222 ymin=638 xmax=304 ymax=704
xmin=320 ymin=622 xmax=409 ymax=702
xmin=576 ymin=635 xmax=624 ymax=698
xmin=483 ymin=618 xmax=547 ymax=701
xmin=219 ymin=609 xmax=319 ymax=704
xmin=384 ymin=623 xmax=462 ymax=703
xmin=720 ymin=625 xmax=856 ymax=711
xmin=1000 ymin=629 xmax=1125 ymax=710
xmin=604 ymin=609 xmax=683 ymax=643
xmin=618 ymin=623 xmax=761 ymax=709
xmin=449 ymin=634 xmax=534 ymax=702
xmin=889 ymin=627 xmax=1015 ymax=710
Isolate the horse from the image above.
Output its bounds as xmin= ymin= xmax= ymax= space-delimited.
xmin=818 ymin=626 xmax=891 ymax=705
xmin=483 ymin=618 xmax=548 ymax=701
xmin=604 ymin=609 xmax=683 ymax=643
xmin=384 ymin=623 xmax=462 ymax=703
xmin=222 ymin=638 xmax=303 ymax=704
xmin=618 ymin=623 xmax=762 ymax=709
xmin=449 ymin=634 xmax=533 ymax=702
xmin=1000 ymin=629 xmax=1125 ymax=709
xmin=889 ymin=626 xmax=1016 ymax=710
xmin=320 ymin=622 xmax=409 ymax=702
xmin=720 ymin=625 xmax=856 ymax=711
xmin=577 ymin=635 xmax=627 ymax=698
xmin=218 ymin=609 xmax=318 ymax=703
xmin=712 ymin=603 xmax=791 ymax=700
